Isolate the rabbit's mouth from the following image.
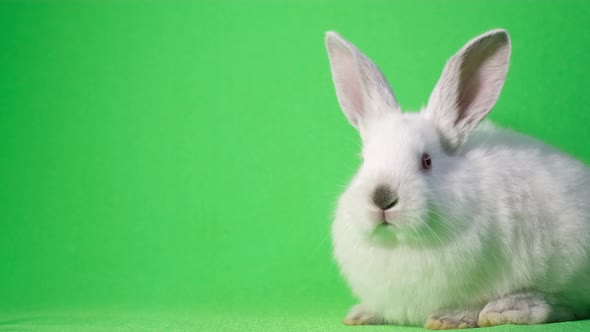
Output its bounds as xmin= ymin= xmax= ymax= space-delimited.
xmin=371 ymin=209 xmax=397 ymax=226
xmin=370 ymin=208 xmax=401 ymax=227
xmin=382 ymin=209 xmax=402 ymax=225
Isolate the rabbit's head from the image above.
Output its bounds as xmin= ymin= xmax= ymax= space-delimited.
xmin=326 ymin=30 xmax=510 ymax=241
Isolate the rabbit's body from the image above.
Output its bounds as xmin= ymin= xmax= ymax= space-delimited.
xmin=333 ymin=120 xmax=590 ymax=326
xmin=325 ymin=30 xmax=590 ymax=328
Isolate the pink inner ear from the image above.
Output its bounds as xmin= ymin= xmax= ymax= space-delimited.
xmin=328 ymin=39 xmax=364 ymax=126
xmin=455 ymin=34 xmax=510 ymax=126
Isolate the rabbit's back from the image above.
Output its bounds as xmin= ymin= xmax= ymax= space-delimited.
xmin=460 ymin=122 xmax=590 ymax=303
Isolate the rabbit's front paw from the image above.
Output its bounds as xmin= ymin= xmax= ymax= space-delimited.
xmin=478 ymin=293 xmax=550 ymax=326
xmin=342 ymin=304 xmax=384 ymax=325
xmin=425 ymin=310 xmax=479 ymax=330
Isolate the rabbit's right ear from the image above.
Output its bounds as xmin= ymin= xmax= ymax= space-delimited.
xmin=325 ymin=32 xmax=400 ymax=132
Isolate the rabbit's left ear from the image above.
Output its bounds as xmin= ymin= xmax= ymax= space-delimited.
xmin=425 ymin=29 xmax=511 ymax=150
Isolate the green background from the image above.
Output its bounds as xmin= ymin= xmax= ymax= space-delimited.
xmin=1 ymin=0 xmax=590 ymax=331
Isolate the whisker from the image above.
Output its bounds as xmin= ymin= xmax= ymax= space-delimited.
xmin=422 ymin=208 xmax=452 ymax=247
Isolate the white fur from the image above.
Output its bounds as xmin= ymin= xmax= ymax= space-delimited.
xmin=326 ymin=30 xmax=590 ymax=327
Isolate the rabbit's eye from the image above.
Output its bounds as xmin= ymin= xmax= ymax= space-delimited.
xmin=421 ymin=153 xmax=432 ymax=170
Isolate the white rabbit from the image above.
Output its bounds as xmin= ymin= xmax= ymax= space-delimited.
xmin=326 ymin=29 xmax=590 ymax=329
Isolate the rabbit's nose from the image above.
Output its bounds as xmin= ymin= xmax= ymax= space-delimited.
xmin=372 ymin=185 xmax=399 ymax=210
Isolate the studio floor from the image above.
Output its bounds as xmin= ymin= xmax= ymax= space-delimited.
xmin=1 ymin=309 xmax=589 ymax=332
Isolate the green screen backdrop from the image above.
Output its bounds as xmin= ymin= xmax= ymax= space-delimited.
xmin=1 ymin=1 xmax=590 ymax=331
